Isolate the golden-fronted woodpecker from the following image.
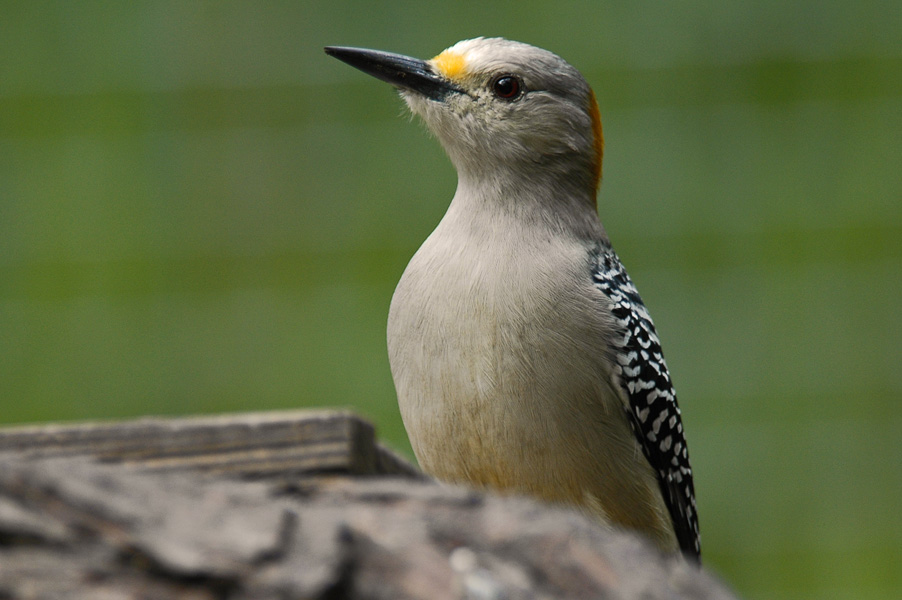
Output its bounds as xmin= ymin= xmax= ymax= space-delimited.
xmin=325 ymin=38 xmax=700 ymax=561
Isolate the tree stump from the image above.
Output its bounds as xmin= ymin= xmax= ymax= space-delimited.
xmin=0 ymin=410 xmax=738 ymax=599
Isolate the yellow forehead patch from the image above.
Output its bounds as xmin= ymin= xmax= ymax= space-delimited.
xmin=431 ymin=49 xmax=467 ymax=80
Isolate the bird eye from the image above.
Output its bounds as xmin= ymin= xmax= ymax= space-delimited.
xmin=491 ymin=75 xmax=522 ymax=100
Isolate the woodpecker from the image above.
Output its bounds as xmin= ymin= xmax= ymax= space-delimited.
xmin=325 ymin=38 xmax=700 ymax=561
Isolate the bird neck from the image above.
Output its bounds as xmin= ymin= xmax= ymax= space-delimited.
xmin=450 ymin=170 xmax=607 ymax=243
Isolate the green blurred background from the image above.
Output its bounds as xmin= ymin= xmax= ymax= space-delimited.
xmin=1 ymin=1 xmax=900 ymax=598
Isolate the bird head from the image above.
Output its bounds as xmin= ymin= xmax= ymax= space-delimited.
xmin=326 ymin=38 xmax=604 ymax=205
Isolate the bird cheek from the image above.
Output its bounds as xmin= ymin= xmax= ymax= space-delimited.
xmin=400 ymin=91 xmax=429 ymax=117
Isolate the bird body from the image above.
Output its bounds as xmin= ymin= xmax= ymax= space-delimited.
xmin=389 ymin=200 xmax=677 ymax=550
xmin=326 ymin=38 xmax=700 ymax=560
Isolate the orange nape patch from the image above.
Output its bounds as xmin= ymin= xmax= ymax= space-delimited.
xmin=431 ymin=49 xmax=467 ymax=81
xmin=588 ymin=89 xmax=605 ymax=193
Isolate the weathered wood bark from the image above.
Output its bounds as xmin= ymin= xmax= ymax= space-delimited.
xmin=0 ymin=410 xmax=419 ymax=479
xmin=0 ymin=410 xmax=738 ymax=599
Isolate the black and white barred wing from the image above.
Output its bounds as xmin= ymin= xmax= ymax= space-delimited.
xmin=592 ymin=249 xmax=701 ymax=560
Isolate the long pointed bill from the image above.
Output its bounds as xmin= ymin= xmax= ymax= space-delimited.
xmin=324 ymin=46 xmax=464 ymax=101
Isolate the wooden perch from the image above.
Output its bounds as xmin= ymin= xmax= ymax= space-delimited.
xmin=0 ymin=410 xmax=419 ymax=479
xmin=0 ymin=410 xmax=737 ymax=599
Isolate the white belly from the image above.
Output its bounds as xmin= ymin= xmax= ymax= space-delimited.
xmin=385 ymin=213 xmax=677 ymax=551
xmin=388 ymin=227 xmax=626 ymax=495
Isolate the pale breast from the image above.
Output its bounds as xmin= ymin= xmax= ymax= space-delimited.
xmin=388 ymin=227 xmax=622 ymax=484
xmin=386 ymin=215 xmax=676 ymax=550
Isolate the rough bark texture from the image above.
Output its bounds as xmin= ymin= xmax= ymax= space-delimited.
xmin=0 ymin=410 xmax=738 ymax=599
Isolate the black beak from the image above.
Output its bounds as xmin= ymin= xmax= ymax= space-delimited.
xmin=324 ymin=46 xmax=464 ymax=101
